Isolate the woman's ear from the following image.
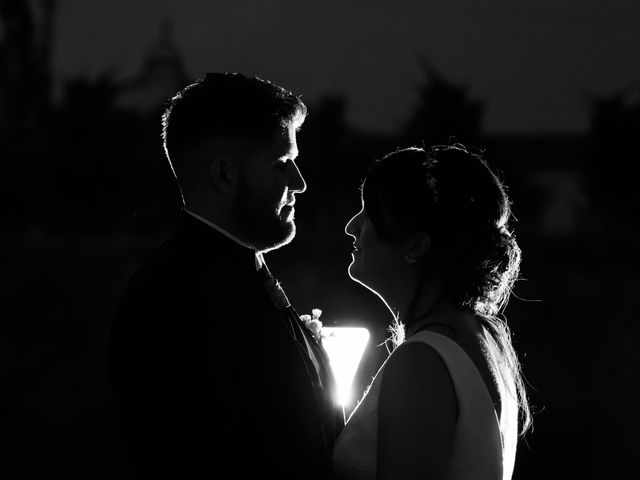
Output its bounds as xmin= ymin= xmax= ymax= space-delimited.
xmin=210 ymin=157 xmax=235 ymax=193
xmin=404 ymin=232 xmax=431 ymax=264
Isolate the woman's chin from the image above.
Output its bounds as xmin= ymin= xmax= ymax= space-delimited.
xmin=348 ymin=267 xmax=370 ymax=290
xmin=347 ymin=262 xmax=360 ymax=282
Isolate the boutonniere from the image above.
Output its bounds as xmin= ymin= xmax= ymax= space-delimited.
xmin=300 ymin=308 xmax=323 ymax=343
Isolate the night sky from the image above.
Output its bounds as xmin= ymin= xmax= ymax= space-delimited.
xmin=54 ymin=0 xmax=640 ymax=134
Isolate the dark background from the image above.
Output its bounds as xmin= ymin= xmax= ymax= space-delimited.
xmin=2 ymin=1 xmax=639 ymax=478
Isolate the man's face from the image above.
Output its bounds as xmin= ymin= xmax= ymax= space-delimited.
xmin=232 ymin=125 xmax=306 ymax=252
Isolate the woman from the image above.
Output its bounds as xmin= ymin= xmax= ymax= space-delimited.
xmin=333 ymin=144 xmax=531 ymax=480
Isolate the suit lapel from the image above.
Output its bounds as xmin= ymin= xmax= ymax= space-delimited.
xmin=257 ymin=264 xmax=344 ymax=447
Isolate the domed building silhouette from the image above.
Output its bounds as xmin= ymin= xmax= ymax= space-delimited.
xmin=115 ymin=21 xmax=188 ymax=114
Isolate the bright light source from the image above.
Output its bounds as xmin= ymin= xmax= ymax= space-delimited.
xmin=321 ymin=327 xmax=370 ymax=407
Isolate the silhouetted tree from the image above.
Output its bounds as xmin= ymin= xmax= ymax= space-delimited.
xmin=0 ymin=0 xmax=57 ymax=228
xmin=582 ymin=88 xmax=640 ymax=480
xmin=59 ymin=74 xmax=120 ymax=126
xmin=586 ymin=88 xmax=640 ymax=220
xmin=37 ymin=74 xmax=146 ymax=233
xmin=0 ymin=0 xmax=55 ymax=132
xmin=401 ymin=61 xmax=483 ymax=147
xmin=589 ymin=88 xmax=640 ymax=139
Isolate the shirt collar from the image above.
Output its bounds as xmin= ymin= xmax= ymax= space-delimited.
xmin=184 ymin=208 xmax=262 ymax=271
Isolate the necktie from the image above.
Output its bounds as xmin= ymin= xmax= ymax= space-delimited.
xmin=259 ymin=263 xmax=325 ymax=372
xmin=258 ymin=264 xmax=290 ymax=308
xmin=258 ymin=264 xmax=306 ymax=345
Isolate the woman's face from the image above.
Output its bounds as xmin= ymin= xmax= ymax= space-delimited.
xmin=345 ymin=202 xmax=404 ymax=296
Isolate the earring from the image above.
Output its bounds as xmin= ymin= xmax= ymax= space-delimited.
xmin=404 ymin=255 xmax=417 ymax=265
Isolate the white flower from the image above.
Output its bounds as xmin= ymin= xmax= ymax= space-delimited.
xmin=300 ymin=308 xmax=323 ymax=342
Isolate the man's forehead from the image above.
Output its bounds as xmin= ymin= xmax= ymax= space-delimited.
xmin=275 ymin=127 xmax=298 ymax=158
xmin=216 ymin=128 xmax=297 ymax=160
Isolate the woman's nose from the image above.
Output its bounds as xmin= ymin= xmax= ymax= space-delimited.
xmin=345 ymin=211 xmax=362 ymax=238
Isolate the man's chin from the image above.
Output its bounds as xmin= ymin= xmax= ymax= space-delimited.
xmin=254 ymin=221 xmax=296 ymax=253
xmin=280 ymin=205 xmax=295 ymax=221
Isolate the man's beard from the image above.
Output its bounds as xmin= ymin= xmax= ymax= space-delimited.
xmin=232 ymin=174 xmax=296 ymax=253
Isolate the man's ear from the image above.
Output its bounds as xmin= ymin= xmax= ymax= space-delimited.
xmin=210 ymin=157 xmax=235 ymax=193
xmin=404 ymin=232 xmax=431 ymax=264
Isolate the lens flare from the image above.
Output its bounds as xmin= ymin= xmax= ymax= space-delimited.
xmin=321 ymin=327 xmax=370 ymax=407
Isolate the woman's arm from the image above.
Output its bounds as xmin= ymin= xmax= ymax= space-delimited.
xmin=378 ymin=342 xmax=458 ymax=480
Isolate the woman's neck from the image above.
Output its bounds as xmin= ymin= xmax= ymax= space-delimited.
xmin=400 ymin=268 xmax=442 ymax=320
xmin=378 ymin=268 xmax=451 ymax=341
xmin=400 ymin=270 xmax=454 ymax=339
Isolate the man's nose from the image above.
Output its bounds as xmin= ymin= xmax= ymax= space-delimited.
xmin=289 ymin=162 xmax=307 ymax=194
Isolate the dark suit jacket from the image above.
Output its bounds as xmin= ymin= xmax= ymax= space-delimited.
xmin=108 ymin=213 xmax=344 ymax=479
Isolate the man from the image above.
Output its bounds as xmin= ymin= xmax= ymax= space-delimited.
xmin=108 ymin=73 xmax=344 ymax=479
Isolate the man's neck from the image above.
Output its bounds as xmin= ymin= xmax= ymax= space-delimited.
xmin=183 ymin=208 xmax=263 ymax=271
xmin=183 ymin=209 xmax=251 ymax=249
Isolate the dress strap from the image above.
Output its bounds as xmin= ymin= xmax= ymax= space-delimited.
xmin=406 ymin=331 xmax=498 ymax=423
xmin=407 ymin=331 xmax=504 ymax=480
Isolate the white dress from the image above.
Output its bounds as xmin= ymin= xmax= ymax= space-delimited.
xmin=333 ymin=331 xmax=518 ymax=480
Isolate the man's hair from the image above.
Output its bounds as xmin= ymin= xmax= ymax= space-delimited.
xmin=161 ymin=72 xmax=306 ymax=183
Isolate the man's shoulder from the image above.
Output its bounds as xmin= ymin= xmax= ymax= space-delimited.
xmin=112 ymin=239 xmax=256 ymax=343
xmin=127 ymin=238 xmax=242 ymax=296
xmin=120 ymin=227 xmax=264 ymax=309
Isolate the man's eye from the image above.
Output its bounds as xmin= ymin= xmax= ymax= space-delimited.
xmin=276 ymin=160 xmax=289 ymax=169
